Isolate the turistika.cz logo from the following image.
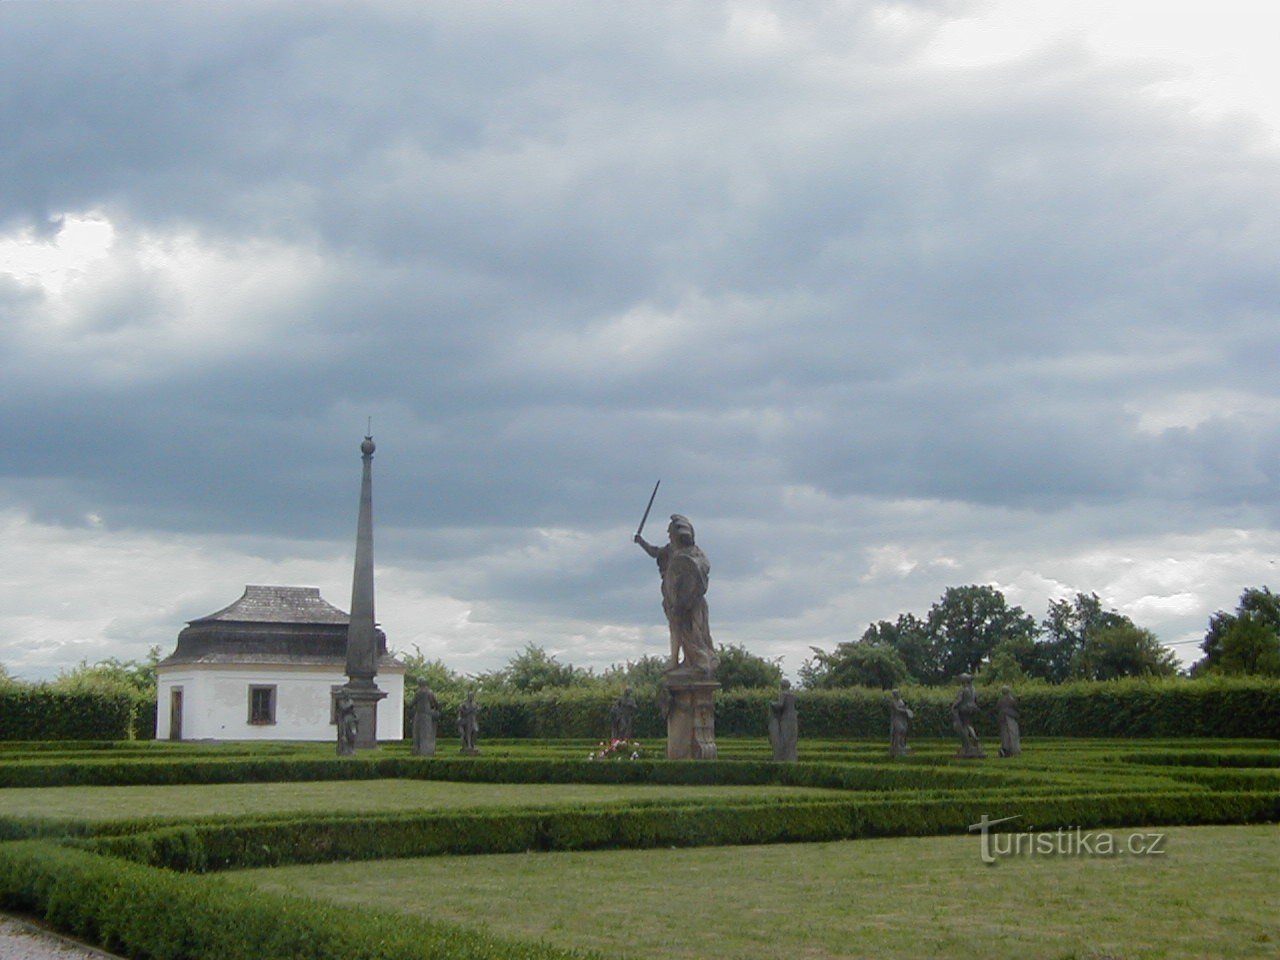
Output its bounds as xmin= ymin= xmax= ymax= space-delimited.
xmin=968 ymin=815 xmax=1168 ymax=865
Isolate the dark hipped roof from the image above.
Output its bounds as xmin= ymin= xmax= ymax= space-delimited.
xmin=162 ymin=584 xmax=402 ymax=670
xmin=189 ymin=585 xmax=350 ymax=626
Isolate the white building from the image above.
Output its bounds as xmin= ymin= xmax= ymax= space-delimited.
xmin=156 ymin=584 xmax=404 ymax=742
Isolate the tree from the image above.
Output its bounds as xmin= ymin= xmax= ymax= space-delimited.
xmin=715 ymin=643 xmax=784 ymax=690
xmin=396 ymin=646 xmax=469 ymax=695
xmin=476 ymin=643 xmax=591 ymax=692
xmin=1041 ymin=593 xmax=1132 ymax=682
xmin=1208 ymin=616 xmax=1280 ymax=677
xmin=799 ymin=641 xmax=910 ymax=690
xmin=51 ymin=647 xmax=161 ymax=697
xmin=859 ymin=614 xmax=937 ymax=684
xmin=601 ymin=654 xmax=669 ymax=689
xmin=975 ymin=635 xmax=1043 ymax=685
xmin=927 ymin=585 xmax=1037 ymax=678
xmin=1071 ymin=624 xmax=1178 ymax=681
xmin=1195 ymin=587 xmax=1280 ymax=676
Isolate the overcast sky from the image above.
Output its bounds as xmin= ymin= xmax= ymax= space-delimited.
xmin=2 ymin=0 xmax=1278 ymax=681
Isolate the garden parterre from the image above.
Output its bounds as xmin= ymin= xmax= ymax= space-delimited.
xmin=0 ymin=738 xmax=1275 ymax=959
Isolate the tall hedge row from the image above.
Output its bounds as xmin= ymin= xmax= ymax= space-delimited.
xmin=0 ymin=688 xmax=138 ymax=740
xmin=426 ymin=676 xmax=1280 ymax=740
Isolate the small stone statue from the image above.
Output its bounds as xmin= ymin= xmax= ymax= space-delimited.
xmin=411 ymin=685 xmax=442 ymax=756
xmin=996 ymin=685 xmax=1021 ymax=757
xmin=951 ymin=673 xmax=985 ymax=758
xmin=457 ymin=690 xmax=480 ymax=755
xmin=609 ymin=686 xmax=638 ymax=741
xmin=635 ymin=514 xmax=718 ymax=678
xmin=335 ymin=690 xmax=358 ymax=756
xmin=888 ymin=688 xmax=913 ymax=757
xmin=767 ymin=679 xmax=798 ymax=761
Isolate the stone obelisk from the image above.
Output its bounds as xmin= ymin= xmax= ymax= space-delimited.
xmin=342 ymin=433 xmax=386 ymax=750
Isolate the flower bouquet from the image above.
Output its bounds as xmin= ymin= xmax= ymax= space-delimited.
xmin=588 ymin=738 xmax=646 ymax=761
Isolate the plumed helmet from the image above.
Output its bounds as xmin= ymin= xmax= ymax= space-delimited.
xmin=668 ymin=514 xmax=695 ymax=542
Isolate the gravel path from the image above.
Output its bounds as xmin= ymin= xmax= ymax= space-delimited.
xmin=0 ymin=916 xmax=123 ymax=959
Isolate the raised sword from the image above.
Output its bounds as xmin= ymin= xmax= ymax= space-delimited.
xmin=635 ymin=479 xmax=661 ymax=539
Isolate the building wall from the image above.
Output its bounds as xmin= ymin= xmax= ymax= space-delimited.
xmin=156 ymin=662 xmax=405 ymax=741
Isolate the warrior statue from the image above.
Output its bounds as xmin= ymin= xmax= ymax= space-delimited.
xmin=636 ymin=514 xmax=718 ymax=678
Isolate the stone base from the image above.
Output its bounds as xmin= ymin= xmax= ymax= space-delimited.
xmin=344 ymin=682 xmax=388 ymax=751
xmin=663 ymin=672 xmax=719 ymax=760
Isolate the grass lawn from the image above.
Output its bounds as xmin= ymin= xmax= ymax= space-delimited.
xmin=232 ymin=824 xmax=1280 ymax=960
xmin=0 ymin=779 xmax=843 ymax=823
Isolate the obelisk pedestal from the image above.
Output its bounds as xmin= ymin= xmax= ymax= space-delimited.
xmin=343 ymin=681 xmax=387 ymax=751
xmin=662 ymin=670 xmax=719 ymax=760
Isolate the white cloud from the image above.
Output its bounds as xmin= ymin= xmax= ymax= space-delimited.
xmin=1127 ymin=390 xmax=1277 ymax=434
xmin=924 ymin=0 xmax=1280 ymax=138
xmin=0 ymin=213 xmax=115 ymax=295
xmin=1 ymin=213 xmax=328 ymax=387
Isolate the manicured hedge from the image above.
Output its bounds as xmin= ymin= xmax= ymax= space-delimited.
xmin=437 ymin=677 xmax=1280 ymax=740
xmin=0 ymin=752 xmax=1059 ymax=791
xmin=84 ymin=789 xmax=1280 ymax=873
xmin=0 ymin=840 xmax=595 ymax=960
xmin=132 ymin=696 xmax=158 ymax=740
xmin=0 ymin=689 xmax=137 ymax=741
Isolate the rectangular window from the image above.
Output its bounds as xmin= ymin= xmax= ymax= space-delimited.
xmin=248 ymin=685 xmax=276 ymax=725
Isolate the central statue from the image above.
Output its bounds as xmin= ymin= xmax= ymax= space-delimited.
xmin=635 ymin=514 xmax=718 ymax=678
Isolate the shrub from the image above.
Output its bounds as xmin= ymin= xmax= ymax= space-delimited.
xmin=83 ymin=789 xmax=1280 ymax=873
xmin=0 ymin=688 xmax=136 ymax=740
xmin=402 ymin=677 xmax=1280 ymax=741
xmin=0 ymin=840 xmax=591 ymax=960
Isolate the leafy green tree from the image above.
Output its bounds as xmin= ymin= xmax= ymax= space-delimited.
xmin=859 ymin=614 xmax=937 ymax=684
xmin=975 ymin=634 xmax=1049 ymax=684
xmin=1071 ymin=624 xmax=1178 ymax=680
xmin=714 ymin=643 xmax=784 ymax=690
xmin=601 ymin=654 xmax=669 ymax=689
xmin=974 ymin=641 xmax=1027 ymax=685
xmin=927 ymin=585 xmax=1037 ymax=678
xmin=52 ymin=647 xmax=161 ymax=697
xmin=1195 ymin=587 xmax=1280 ymax=676
xmin=477 ymin=643 xmax=591 ymax=692
xmin=396 ymin=646 xmax=469 ymax=695
xmin=0 ymin=664 xmax=21 ymax=689
xmin=1041 ymin=593 xmax=1132 ymax=682
xmin=800 ymin=640 xmax=910 ymax=689
xmin=1208 ymin=616 xmax=1280 ymax=676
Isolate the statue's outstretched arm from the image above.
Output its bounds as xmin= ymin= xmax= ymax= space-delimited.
xmin=634 ymin=534 xmax=661 ymax=558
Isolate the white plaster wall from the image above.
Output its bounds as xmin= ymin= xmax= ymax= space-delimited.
xmin=157 ymin=663 xmax=404 ymax=741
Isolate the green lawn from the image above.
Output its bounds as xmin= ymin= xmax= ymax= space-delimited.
xmin=232 ymin=824 xmax=1280 ymax=960
xmin=0 ymin=779 xmax=842 ymax=823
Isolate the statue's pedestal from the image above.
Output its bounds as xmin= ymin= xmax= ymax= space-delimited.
xmin=344 ymin=682 xmax=387 ymax=750
xmin=663 ymin=672 xmax=719 ymax=760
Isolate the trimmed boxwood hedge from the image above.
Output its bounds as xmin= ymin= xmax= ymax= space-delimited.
xmin=430 ymin=676 xmax=1280 ymax=740
xmin=0 ymin=840 xmax=597 ymax=960
xmin=80 ymin=788 xmax=1280 ymax=873
xmin=0 ymin=753 xmax=1058 ymax=790
xmin=0 ymin=689 xmax=138 ymax=741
